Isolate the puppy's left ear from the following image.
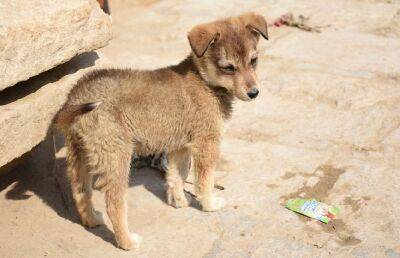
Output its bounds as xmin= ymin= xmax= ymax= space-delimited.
xmin=241 ymin=13 xmax=269 ymax=40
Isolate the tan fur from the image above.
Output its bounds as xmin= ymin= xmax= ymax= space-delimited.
xmin=55 ymin=13 xmax=268 ymax=250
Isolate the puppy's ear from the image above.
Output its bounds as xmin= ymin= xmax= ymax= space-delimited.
xmin=241 ymin=13 xmax=268 ymax=40
xmin=188 ymin=24 xmax=220 ymax=57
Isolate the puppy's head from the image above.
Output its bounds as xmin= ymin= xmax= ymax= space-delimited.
xmin=188 ymin=13 xmax=268 ymax=101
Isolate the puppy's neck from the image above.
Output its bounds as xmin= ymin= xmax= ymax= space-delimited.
xmin=207 ymin=86 xmax=234 ymax=120
xmin=171 ymin=55 xmax=234 ymax=120
xmin=169 ymin=55 xmax=200 ymax=77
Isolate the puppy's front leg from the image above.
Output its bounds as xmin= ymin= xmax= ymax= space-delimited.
xmin=166 ymin=148 xmax=192 ymax=208
xmin=192 ymin=142 xmax=226 ymax=211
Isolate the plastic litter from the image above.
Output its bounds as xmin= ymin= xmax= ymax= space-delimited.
xmin=286 ymin=198 xmax=340 ymax=223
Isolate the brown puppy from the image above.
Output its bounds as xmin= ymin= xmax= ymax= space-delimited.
xmin=55 ymin=13 xmax=268 ymax=250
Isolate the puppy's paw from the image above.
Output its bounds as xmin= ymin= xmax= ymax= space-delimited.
xmin=202 ymin=196 xmax=226 ymax=212
xmin=82 ymin=211 xmax=105 ymax=228
xmin=118 ymin=233 xmax=142 ymax=251
xmin=167 ymin=189 xmax=191 ymax=208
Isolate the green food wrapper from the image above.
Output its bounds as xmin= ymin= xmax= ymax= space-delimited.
xmin=285 ymin=198 xmax=340 ymax=223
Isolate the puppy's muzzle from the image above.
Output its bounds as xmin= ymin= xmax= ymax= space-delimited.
xmin=247 ymin=87 xmax=259 ymax=99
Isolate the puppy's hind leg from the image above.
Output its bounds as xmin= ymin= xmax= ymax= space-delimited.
xmin=166 ymin=148 xmax=192 ymax=208
xmin=102 ymin=149 xmax=141 ymax=250
xmin=66 ymin=136 xmax=104 ymax=227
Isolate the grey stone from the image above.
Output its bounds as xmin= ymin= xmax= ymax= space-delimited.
xmin=0 ymin=0 xmax=112 ymax=90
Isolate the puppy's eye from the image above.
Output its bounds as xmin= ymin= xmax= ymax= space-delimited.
xmin=251 ymin=57 xmax=258 ymax=68
xmin=220 ymin=64 xmax=236 ymax=74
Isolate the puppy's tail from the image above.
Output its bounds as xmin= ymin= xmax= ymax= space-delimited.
xmin=54 ymin=101 xmax=102 ymax=132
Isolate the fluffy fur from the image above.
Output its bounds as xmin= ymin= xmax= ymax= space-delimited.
xmin=55 ymin=13 xmax=268 ymax=250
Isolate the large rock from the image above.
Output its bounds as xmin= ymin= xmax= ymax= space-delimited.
xmin=0 ymin=51 xmax=109 ymax=167
xmin=0 ymin=0 xmax=112 ymax=90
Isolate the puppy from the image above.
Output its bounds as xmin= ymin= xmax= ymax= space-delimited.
xmin=55 ymin=13 xmax=268 ymax=250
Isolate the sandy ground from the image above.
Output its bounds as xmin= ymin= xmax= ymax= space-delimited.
xmin=1 ymin=0 xmax=400 ymax=257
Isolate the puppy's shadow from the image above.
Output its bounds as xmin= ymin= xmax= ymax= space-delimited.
xmin=0 ymin=137 xmax=176 ymax=248
xmin=128 ymin=161 xmax=202 ymax=211
xmin=129 ymin=166 xmax=167 ymax=203
xmin=0 ymin=142 xmax=117 ymax=247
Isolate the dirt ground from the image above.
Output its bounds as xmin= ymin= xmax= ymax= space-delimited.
xmin=1 ymin=0 xmax=400 ymax=257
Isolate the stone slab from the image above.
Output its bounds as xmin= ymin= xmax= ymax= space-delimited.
xmin=0 ymin=0 xmax=112 ymax=90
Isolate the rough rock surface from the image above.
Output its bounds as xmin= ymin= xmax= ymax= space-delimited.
xmin=0 ymin=52 xmax=109 ymax=167
xmin=1 ymin=0 xmax=400 ymax=257
xmin=0 ymin=0 xmax=112 ymax=90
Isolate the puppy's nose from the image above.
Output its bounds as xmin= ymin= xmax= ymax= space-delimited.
xmin=247 ymin=87 xmax=259 ymax=99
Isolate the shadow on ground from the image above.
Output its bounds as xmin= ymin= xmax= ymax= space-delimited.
xmin=0 ymin=138 xmax=168 ymax=247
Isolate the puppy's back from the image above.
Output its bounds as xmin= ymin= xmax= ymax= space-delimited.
xmin=67 ymin=69 xmax=135 ymax=105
